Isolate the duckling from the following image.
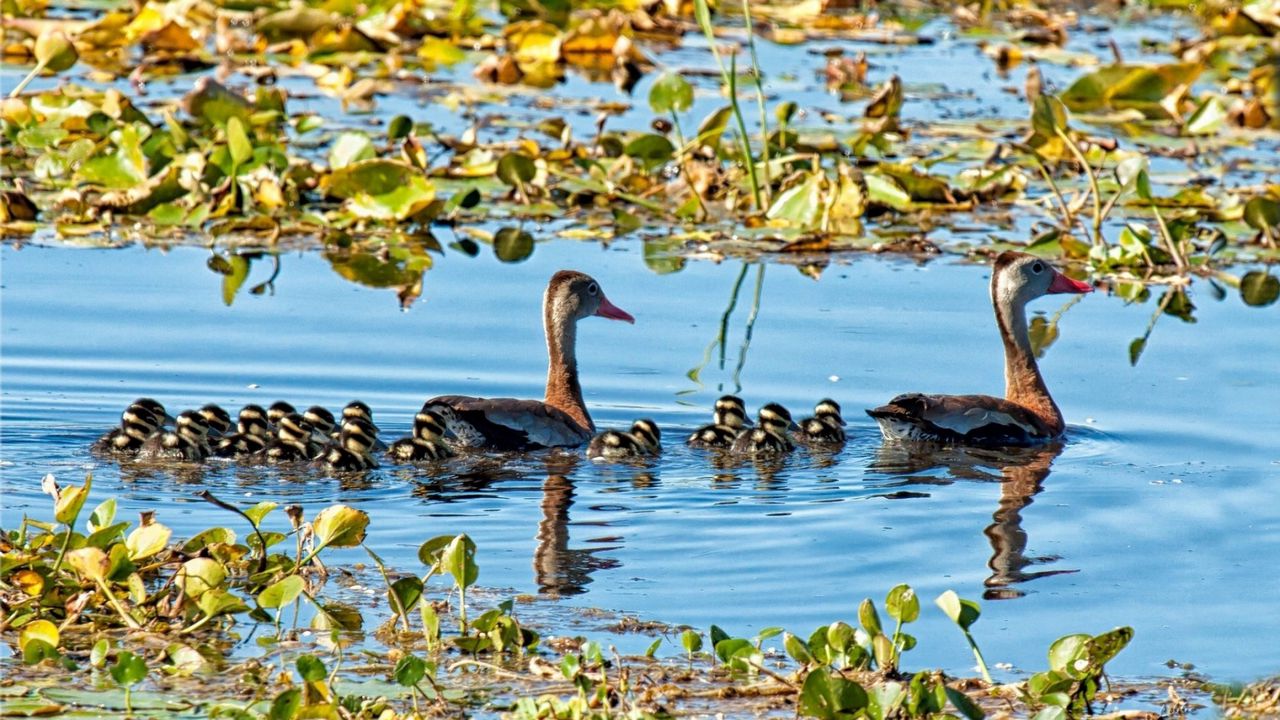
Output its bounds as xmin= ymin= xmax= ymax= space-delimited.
xmin=92 ymin=399 xmax=167 ymax=455
xmin=731 ymin=403 xmax=797 ymax=455
xmin=198 ymin=404 xmax=232 ymax=438
xmin=387 ymin=410 xmax=453 ymax=462
xmin=138 ymin=411 xmax=211 ymax=462
xmin=267 ymin=401 xmax=297 ymax=428
xmin=337 ymin=401 xmax=387 ymax=451
xmin=686 ymin=395 xmax=750 ymax=449
xmin=794 ymin=399 xmax=847 ymax=446
xmin=262 ymin=413 xmax=315 ymax=463
xmin=304 ymin=405 xmax=336 ymax=436
xmin=588 ymin=419 xmax=662 ymax=459
xmin=214 ymin=405 xmax=272 ymax=458
xmin=318 ymin=418 xmax=379 ymax=471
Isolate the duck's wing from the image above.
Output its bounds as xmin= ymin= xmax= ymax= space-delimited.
xmin=866 ymin=393 xmax=1056 ymax=447
xmin=424 ymin=396 xmax=591 ymax=450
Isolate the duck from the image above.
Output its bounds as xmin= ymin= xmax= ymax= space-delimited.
xmin=304 ymin=405 xmax=337 ymax=436
xmin=423 ymin=270 xmax=634 ymax=451
xmin=318 ymin=418 xmax=379 ymax=471
xmin=262 ymin=412 xmax=316 ymax=463
xmin=794 ymin=399 xmax=847 ymax=446
xmin=138 ymin=411 xmax=210 ymax=462
xmin=198 ymin=404 xmax=232 ymax=438
xmin=731 ymin=403 xmax=798 ymax=455
xmin=338 ymin=401 xmax=386 ymax=451
xmin=92 ymin=398 xmax=168 ymax=455
xmin=685 ymin=395 xmax=750 ymax=449
xmin=588 ymin=419 xmax=662 ymax=459
xmin=267 ymin=401 xmax=297 ymax=429
xmin=213 ymin=404 xmax=272 ymax=458
xmin=866 ymin=251 xmax=1093 ymax=447
xmin=387 ymin=410 xmax=453 ymax=462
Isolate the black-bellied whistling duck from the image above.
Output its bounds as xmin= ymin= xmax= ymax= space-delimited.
xmin=387 ymin=410 xmax=453 ymax=462
xmin=686 ymin=395 xmax=749 ymax=449
xmin=92 ymin=398 xmax=168 ymax=455
xmin=304 ymin=405 xmax=337 ymax=437
xmin=424 ymin=270 xmax=634 ymax=451
xmin=867 ymin=251 xmax=1093 ymax=447
xmin=318 ymin=418 xmax=379 ymax=471
xmin=198 ymin=404 xmax=232 ymax=438
xmin=731 ymin=403 xmax=798 ymax=455
xmin=795 ymin=399 xmax=847 ymax=446
xmin=588 ymin=419 xmax=662 ymax=459
xmin=138 ymin=411 xmax=210 ymax=461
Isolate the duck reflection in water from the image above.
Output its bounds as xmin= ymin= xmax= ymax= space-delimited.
xmin=870 ymin=442 xmax=1076 ymax=599
xmin=534 ymin=453 xmax=624 ymax=598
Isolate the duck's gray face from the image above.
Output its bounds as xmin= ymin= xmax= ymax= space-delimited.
xmin=341 ymin=419 xmax=377 ymax=453
xmin=992 ymin=252 xmax=1093 ymax=308
xmin=548 ymin=270 xmax=635 ymax=325
xmin=630 ymin=419 xmax=661 ymax=449
xmin=414 ymin=411 xmax=446 ymax=441
xmin=758 ymin=404 xmax=796 ymax=434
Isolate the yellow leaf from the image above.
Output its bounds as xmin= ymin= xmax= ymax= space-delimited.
xmin=312 ymin=505 xmax=369 ymax=548
xmin=14 ymin=569 xmax=45 ymax=596
xmin=176 ymin=557 xmax=226 ymax=598
xmin=54 ymin=474 xmax=92 ymax=525
xmin=122 ymin=4 xmax=166 ymax=44
xmin=19 ymin=620 xmax=59 ymax=654
xmin=125 ymin=522 xmax=172 ymax=561
xmin=66 ymin=547 xmax=110 ymax=583
xmin=506 ymin=20 xmax=562 ymax=64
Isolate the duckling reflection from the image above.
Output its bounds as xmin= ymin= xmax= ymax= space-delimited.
xmin=870 ymin=442 xmax=1074 ymax=599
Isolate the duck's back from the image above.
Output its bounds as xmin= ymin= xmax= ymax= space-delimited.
xmin=423 ymin=395 xmax=590 ymax=450
xmin=866 ymin=393 xmax=1055 ymax=446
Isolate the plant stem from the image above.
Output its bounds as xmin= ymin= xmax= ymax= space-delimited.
xmin=50 ymin=526 xmax=74 ymax=576
xmin=964 ymin=631 xmax=993 ymax=684
xmin=1054 ymin=127 xmax=1104 ymax=245
xmin=692 ymin=0 xmax=763 ymax=210
xmin=96 ymin=579 xmax=141 ymax=630
xmin=9 ymin=61 xmax=47 ymax=98
xmin=364 ymin=545 xmax=411 ymax=632
xmin=740 ymin=0 xmax=772 ymax=203
xmin=1149 ymin=203 xmax=1187 ymax=271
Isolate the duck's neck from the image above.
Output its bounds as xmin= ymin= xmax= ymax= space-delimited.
xmin=543 ymin=294 xmax=592 ymax=433
xmin=993 ymin=291 xmax=1064 ymax=435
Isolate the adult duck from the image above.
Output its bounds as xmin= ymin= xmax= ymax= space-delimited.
xmin=866 ymin=252 xmax=1092 ymax=447
xmin=424 ymin=270 xmax=634 ymax=451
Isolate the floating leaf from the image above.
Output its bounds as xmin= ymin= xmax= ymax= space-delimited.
xmin=1061 ymin=63 xmax=1202 ymax=117
xmin=19 ymin=620 xmax=59 ymax=657
xmin=54 ymin=474 xmax=92 ymax=525
xmin=125 ymin=522 xmax=171 ymax=561
xmin=393 ymin=656 xmax=426 ymax=687
xmin=323 ymin=160 xmax=436 ymax=221
xmin=175 ymin=557 xmax=226 ymax=598
xmin=649 ymin=72 xmax=694 ymax=115
xmin=329 ymin=132 xmax=376 ymax=170
xmin=312 ymin=504 xmax=369 ymax=548
xmin=767 ymin=172 xmax=823 ymax=229
xmin=935 ymin=590 xmax=980 ymax=630
xmin=227 ymin=117 xmax=252 ymax=168
xmin=1241 ymin=271 xmax=1280 ymax=307
xmin=496 ymin=152 xmax=537 ymax=187
xmin=258 ymin=575 xmax=305 ymax=609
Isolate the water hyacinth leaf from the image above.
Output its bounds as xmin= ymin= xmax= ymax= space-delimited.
xmin=227 ymin=117 xmax=252 ymax=168
xmin=945 ymin=686 xmax=985 ymax=720
xmin=1047 ymin=633 xmax=1091 ymax=676
xmin=66 ymin=547 xmax=109 ymax=583
xmin=175 ymin=557 xmax=226 ymax=598
xmin=19 ymin=620 xmax=59 ymax=657
xmin=867 ymin=682 xmax=905 ymax=720
xmin=1061 ymin=63 xmax=1202 ymax=117
xmin=493 ymin=227 xmax=535 ymax=262
xmin=696 ymin=105 xmax=733 ymax=149
xmin=329 ymin=132 xmax=376 ymax=170
xmin=1030 ymin=95 xmax=1068 ymax=138
xmin=497 ymin=153 xmax=537 ymax=187
xmin=613 ymin=207 xmax=641 ymax=235
xmin=872 ymin=633 xmax=894 ymax=668
xmin=935 ymin=590 xmax=980 ymax=630
xmin=312 ymin=504 xmax=369 ymax=548
xmin=91 ymin=639 xmax=109 ymax=668
xmin=680 ymin=629 xmax=703 ymax=654
xmin=14 ymin=569 xmax=44 ymax=596
xmin=258 ymin=574 xmax=305 ymax=609
xmin=419 ymin=37 xmax=466 ymax=67
xmin=393 ymin=655 xmax=426 ymax=687
xmin=1185 ymin=96 xmax=1228 ymax=135
xmin=389 ymin=576 xmax=423 ymax=613
xmin=387 ymin=115 xmax=413 ymax=141
xmin=35 ymin=30 xmax=79 ymax=73
xmin=269 ymin=686 xmax=301 ymax=717
xmin=198 ymin=588 xmax=247 ymax=617
xmin=417 ymin=534 xmax=456 ymax=567
xmin=624 ymin=134 xmax=675 ymax=168
xmin=885 ymin=584 xmax=919 ymax=623
xmin=324 ymin=160 xmax=437 ymax=221
xmin=1241 ymin=271 xmax=1280 ymax=307
xmin=183 ymin=78 xmax=253 ymax=128
xmin=124 ymin=522 xmax=171 ymax=561
xmin=1114 ymin=156 xmax=1149 ymax=198
xmin=166 ymin=644 xmax=208 ymax=675
xmin=110 ymin=651 xmax=147 ymax=688
xmin=827 ymin=621 xmax=856 ymax=652
xmin=766 ymin=172 xmax=823 ymax=228
xmin=243 ymin=501 xmax=277 ymax=527
xmin=296 ymin=655 xmax=327 ymax=682
xmin=440 ymin=534 xmax=478 ymax=590
xmin=799 ymin=668 xmax=868 ymax=718
xmin=858 ymin=599 xmax=882 ymax=636
xmin=649 ymin=72 xmax=694 ymax=114
xmin=1087 ymin=626 xmax=1134 ymax=667
xmin=865 ymin=174 xmax=912 ymax=211
xmin=645 ymin=638 xmax=662 ymax=657
xmin=784 ymin=632 xmax=814 ymax=665
xmin=1243 ymin=197 xmax=1280 ymax=233
xmin=54 ymin=475 xmax=92 ymax=525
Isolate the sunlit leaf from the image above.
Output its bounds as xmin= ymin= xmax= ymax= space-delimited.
xmin=19 ymin=620 xmax=59 ymax=657
xmin=329 ymin=132 xmax=376 ymax=170
xmin=175 ymin=557 xmax=226 ymax=598
xmin=109 ymin=651 xmax=147 ymax=688
xmin=258 ymin=575 xmax=305 ymax=609
xmin=885 ymin=584 xmax=919 ymax=623
xmin=124 ymin=521 xmax=171 ymax=561
xmin=649 ymin=72 xmax=694 ymax=115
xmin=54 ymin=474 xmax=92 ymax=526
xmin=312 ymin=504 xmax=369 ymax=548
xmin=1240 ymin=271 xmax=1279 ymax=307
xmin=66 ymin=547 xmax=109 ymax=583
xmin=935 ymin=590 xmax=980 ymax=630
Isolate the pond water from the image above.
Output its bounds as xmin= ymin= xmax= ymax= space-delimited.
xmin=3 ymin=238 xmax=1278 ymax=684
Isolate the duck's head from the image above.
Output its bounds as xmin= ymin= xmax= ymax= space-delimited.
xmin=304 ymin=405 xmax=336 ymax=433
xmin=122 ymin=403 xmax=163 ymax=436
xmin=131 ymin=397 xmax=175 ymax=426
xmin=199 ymin=404 xmax=232 ymax=434
xmin=758 ymin=403 xmax=798 ymax=434
xmin=268 ymin=401 xmax=297 ymax=425
xmin=342 ymin=401 xmax=377 ymax=429
xmin=991 ymin=252 xmax=1092 ymax=309
xmin=814 ymin=398 xmax=845 ymax=425
xmin=238 ymin=404 xmax=269 ymax=437
xmin=545 ymin=270 xmax=634 ymax=326
xmin=713 ymin=395 xmax=749 ymax=429
xmin=175 ymin=411 xmax=210 ymax=441
xmin=413 ymin=410 xmax=447 ymax=442
xmin=629 ymin=419 xmax=661 ymax=451
xmin=340 ymin=418 xmax=378 ymax=454
xmin=276 ymin=413 xmax=312 ymax=443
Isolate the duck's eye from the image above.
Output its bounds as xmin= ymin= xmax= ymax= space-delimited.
xmin=1030 ymin=261 xmax=1045 ymax=274
xmin=587 ymin=283 xmax=599 ymax=296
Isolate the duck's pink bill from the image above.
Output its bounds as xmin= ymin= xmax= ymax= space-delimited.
xmin=1048 ymin=272 xmax=1093 ymax=294
xmin=596 ymin=295 xmax=635 ymax=323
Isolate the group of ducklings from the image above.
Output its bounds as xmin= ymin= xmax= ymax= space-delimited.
xmin=587 ymin=395 xmax=847 ymax=460
xmin=93 ymin=398 xmax=454 ymax=471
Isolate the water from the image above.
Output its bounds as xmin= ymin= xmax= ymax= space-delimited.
xmin=3 ymin=239 xmax=1278 ymax=683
